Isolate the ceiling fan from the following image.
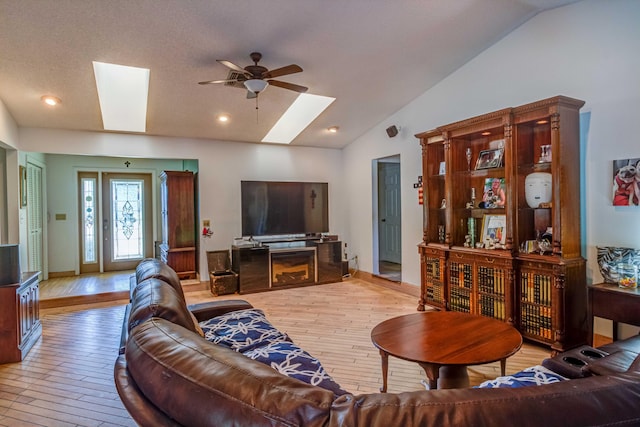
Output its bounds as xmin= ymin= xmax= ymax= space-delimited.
xmin=198 ymin=52 xmax=308 ymax=99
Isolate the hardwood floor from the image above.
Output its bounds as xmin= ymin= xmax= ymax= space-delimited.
xmin=1 ymin=275 xmax=552 ymax=426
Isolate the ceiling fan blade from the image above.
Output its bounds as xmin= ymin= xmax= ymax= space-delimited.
xmin=217 ymin=59 xmax=249 ymax=74
xmin=262 ymin=64 xmax=302 ymax=79
xmin=198 ymin=79 xmax=239 ymax=85
xmin=267 ymin=80 xmax=308 ymax=93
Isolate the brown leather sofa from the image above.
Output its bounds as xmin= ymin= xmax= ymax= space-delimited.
xmin=115 ymin=259 xmax=640 ymax=426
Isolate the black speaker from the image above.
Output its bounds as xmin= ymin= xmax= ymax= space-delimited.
xmin=0 ymin=244 xmax=21 ymax=285
xmin=386 ymin=125 xmax=399 ymax=138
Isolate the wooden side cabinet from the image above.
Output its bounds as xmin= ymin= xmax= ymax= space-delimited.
xmin=160 ymin=171 xmax=196 ymax=279
xmin=416 ymin=96 xmax=587 ymax=352
xmin=0 ymin=272 xmax=42 ymax=364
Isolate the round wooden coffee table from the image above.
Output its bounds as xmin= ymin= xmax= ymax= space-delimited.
xmin=371 ymin=311 xmax=522 ymax=391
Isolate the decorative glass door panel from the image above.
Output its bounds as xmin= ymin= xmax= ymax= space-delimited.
xmin=78 ymin=172 xmax=100 ymax=274
xmin=111 ymin=179 xmax=144 ymax=260
xmin=102 ymin=172 xmax=153 ymax=272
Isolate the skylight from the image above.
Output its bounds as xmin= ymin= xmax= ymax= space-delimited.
xmin=92 ymin=61 xmax=150 ymax=133
xmin=262 ymin=93 xmax=336 ymax=144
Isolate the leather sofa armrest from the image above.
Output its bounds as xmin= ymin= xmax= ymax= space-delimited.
xmin=189 ymin=299 xmax=254 ymax=322
xmin=119 ymin=304 xmax=132 ymax=355
xmin=114 ymin=354 xmax=182 ymax=427
xmin=587 ymin=350 xmax=640 ymax=376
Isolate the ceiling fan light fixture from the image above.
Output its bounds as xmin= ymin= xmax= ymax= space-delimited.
xmin=244 ymin=79 xmax=268 ymax=94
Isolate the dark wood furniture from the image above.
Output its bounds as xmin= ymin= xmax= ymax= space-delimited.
xmin=589 ymin=282 xmax=640 ymax=344
xmin=160 ymin=171 xmax=196 ymax=279
xmin=309 ymin=240 xmax=343 ymax=284
xmin=232 ymin=238 xmax=343 ymax=294
xmin=371 ymin=311 xmax=522 ymax=390
xmin=0 ymin=272 xmax=41 ymax=364
xmin=232 ymin=246 xmax=270 ymax=293
xmin=416 ymin=96 xmax=587 ymax=353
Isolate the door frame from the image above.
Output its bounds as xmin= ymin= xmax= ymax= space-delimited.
xmin=75 ymin=168 xmax=156 ymax=274
xmin=372 ymin=154 xmax=402 ymax=278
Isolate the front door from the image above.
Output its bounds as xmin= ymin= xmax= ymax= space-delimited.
xmin=101 ymin=172 xmax=153 ymax=271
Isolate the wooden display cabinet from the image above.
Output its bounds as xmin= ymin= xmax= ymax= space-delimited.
xmin=160 ymin=171 xmax=196 ymax=279
xmin=512 ymin=96 xmax=587 ymax=352
xmin=416 ymin=96 xmax=587 ymax=352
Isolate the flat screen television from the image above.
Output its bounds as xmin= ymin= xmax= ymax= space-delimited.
xmin=241 ymin=181 xmax=329 ymax=237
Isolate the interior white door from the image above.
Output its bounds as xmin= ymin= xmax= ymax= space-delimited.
xmin=26 ymin=162 xmax=44 ymax=277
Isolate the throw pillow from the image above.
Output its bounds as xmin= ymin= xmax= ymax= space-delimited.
xmin=243 ymin=340 xmax=348 ymax=396
xmin=199 ymin=308 xmax=290 ymax=352
xmin=476 ymin=365 xmax=567 ymax=388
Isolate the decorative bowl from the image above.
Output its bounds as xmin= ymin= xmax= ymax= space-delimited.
xmin=596 ymin=246 xmax=640 ymax=283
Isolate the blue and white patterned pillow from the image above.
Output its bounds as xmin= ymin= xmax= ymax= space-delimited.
xmin=243 ymin=340 xmax=348 ymax=396
xmin=476 ymin=365 xmax=568 ymax=388
xmin=199 ymin=309 xmax=290 ymax=352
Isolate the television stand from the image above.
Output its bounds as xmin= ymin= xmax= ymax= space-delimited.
xmin=231 ymin=237 xmax=342 ymax=294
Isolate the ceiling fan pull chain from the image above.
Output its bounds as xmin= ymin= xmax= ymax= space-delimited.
xmin=255 ymin=96 xmax=259 ymax=123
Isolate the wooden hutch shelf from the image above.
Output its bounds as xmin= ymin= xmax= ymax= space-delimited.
xmin=416 ymin=96 xmax=587 ymax=353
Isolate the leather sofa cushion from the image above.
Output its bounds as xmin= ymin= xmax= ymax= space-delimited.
xmin=135 ymin=258 xmax=185 ymax=302
xmin=129 ymin=278 xmax=197 ymax=334
xmin=126 ymin=318 xmax=335 ymax=427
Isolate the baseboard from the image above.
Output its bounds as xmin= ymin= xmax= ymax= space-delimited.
xmin=48 ymin=271 xmax=76 ymax=278
xmin=41 ymin=290 xmax=130 ymax=309
xmin=353 ymin=270 xmax=420 ymax=298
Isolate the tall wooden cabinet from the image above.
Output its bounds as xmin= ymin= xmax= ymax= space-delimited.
xmin=160 ymin=171 xmax=196 ymax=279
xmin=417 ymin=96 xmax=587 ymax=352
xmin=0 ymin=272 xmax=41 ymax=364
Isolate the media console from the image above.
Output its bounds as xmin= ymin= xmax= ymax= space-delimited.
xmin=231 ymin=238 xmax=343 ymax=294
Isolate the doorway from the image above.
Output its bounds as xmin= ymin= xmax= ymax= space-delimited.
xmin=78 ymin=172 xmax=153 ymax=273
xmin=26 ymin=160 xmax=45 ymax=279
xmin=375 ymin=155 xmax=401 ymax=282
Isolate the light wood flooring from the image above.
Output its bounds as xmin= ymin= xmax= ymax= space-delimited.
xmin=1 ymin=274 xmax=553 ymax=426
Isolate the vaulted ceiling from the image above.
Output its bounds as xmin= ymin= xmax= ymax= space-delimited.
xmin=0 ymin=0 xmax=578 ymax=149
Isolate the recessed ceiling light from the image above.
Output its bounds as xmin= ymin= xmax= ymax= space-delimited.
xmin=218 ymin=114 xmax=230 ymax=122
xmin=41 ymin=95 xmax=61 ymax=106
xmin=328 ymin=126 xmax=339 ymax=133
xmin=481 ymin=131 xmax=491 ymax=136
xmin=537 ymin=120 xmax=549 ymax=124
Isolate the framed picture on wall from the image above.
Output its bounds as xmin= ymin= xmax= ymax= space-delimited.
xmin=19 ymin=165 xmax=27 ymax=207
xmin=612 ymin=157 xmax=640 ymax=206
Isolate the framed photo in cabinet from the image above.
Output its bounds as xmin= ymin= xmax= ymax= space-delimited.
xmin=475 ymin=148 xmax=503 ymax=170
xmin=481 ymin=214 xmax=506 ymax=245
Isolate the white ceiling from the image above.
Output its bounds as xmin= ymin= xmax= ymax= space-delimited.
xmin=0 ymin=0 xmax=578 ymax=149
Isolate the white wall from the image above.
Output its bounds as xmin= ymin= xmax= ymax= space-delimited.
xmin=18 ymin=128 xmax=345 ymax=278
xmin=344 ymin=0 xmax=640 ymax=336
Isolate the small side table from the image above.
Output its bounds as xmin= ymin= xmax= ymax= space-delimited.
xmin=589 ymin=282 xmax=640 ymax=344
